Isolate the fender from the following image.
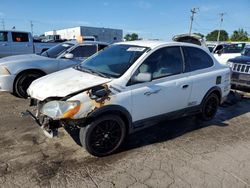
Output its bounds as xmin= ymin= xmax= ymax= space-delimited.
xmin=201 ymin=86 xmax=222 ymax=105
xmin=87 ymin=104 xmax=133 ymax=133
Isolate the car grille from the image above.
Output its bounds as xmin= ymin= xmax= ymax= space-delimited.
xmin=232 ymin=63 xmax=250 ymax=74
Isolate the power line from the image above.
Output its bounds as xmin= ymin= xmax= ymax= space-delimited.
xmin=189 ymin=7 xmax=199 ymax=35
xmin=217 ymin=13 xmax=226 ymax=42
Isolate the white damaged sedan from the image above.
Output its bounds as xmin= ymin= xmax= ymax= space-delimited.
xmin=27 ymin=41 xmax=230 ymax=157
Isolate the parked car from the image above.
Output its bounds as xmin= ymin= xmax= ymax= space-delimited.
xmin=172 ymin=33 xmax=207 ymax=48
xmin=228 ymin=45 xmax=250 ymax=89
xmin=213 ymin=42 xmax=246 ymax=64
xmin=0 ymin=30 xmax=59 ymax=58
xmin=0 ymin=41 xmax=108 ymax=98
xmin=26 ymin=41 xmax=231 ymax=157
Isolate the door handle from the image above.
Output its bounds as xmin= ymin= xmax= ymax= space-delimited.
xmin=2 ymin=43 xmax=7 ymax=46
xmin=182 ymin=84 xmax=189 ymax=89
xmin=144 ymin=89 xmax=161 ymax=96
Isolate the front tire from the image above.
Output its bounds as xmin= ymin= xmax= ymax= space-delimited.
xmin=79 ymin=115 xmax=126 ymax=157
xmin=199 ymin=93 xmax=219 ymax=121
xmin=14 ymin=71 xmax=44 ymax=98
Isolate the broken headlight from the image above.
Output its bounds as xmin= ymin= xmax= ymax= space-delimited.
xmin=40 ymin=101 xmax=81 ymax=120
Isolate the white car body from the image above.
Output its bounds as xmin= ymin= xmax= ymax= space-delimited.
xmin=0 ymin=41 xmax=108 ymax=95
xmin=27 ymin=40 xmax=231 ymax=156
xmin=213 ymin=53 xmax=241 ymax=65
xmin=29 ymin=40 xmax=230 ymax=123
xmin=0 ymin=30 xmax=58 ymax=58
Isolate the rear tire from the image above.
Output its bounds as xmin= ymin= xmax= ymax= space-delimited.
xmin=198 ymin=93 xmax=219 ymax=121
xmin=14 ymin=71 xmax=44 ymax=98
xmin=79 ymin=115 xmax=126 ymax=157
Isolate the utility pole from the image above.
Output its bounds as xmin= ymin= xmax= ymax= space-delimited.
xmin=189 ymin=7 xmax=199 ymax=35
xmin=217 ymin=13 xmax=226 ymax=43
xmin=1 ymin=19 xmax=5 ymax=30
xmin=30 ymin=20 xmax=34 ymax=36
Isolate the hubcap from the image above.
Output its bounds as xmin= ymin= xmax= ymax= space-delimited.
xmin=90 ymin=120 xmax=122 ymax=154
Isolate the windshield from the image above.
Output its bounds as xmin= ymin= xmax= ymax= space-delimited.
xmin=242 ymin=47 xmax=250 ymax=56
xmin=41 ymin=43 xmax=74 ymax=58
xmin=75 ymin=45 xmax=148 ymax=78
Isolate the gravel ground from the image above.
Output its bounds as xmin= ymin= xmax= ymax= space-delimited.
xmin=0 ymin=92 xmax=250 ymax=188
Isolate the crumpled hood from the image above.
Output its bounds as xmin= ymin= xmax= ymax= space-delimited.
xmin=27 ymin=68 xmax=111 ymax=101
xmin=0 ymin=54 xmax=49 ymax=66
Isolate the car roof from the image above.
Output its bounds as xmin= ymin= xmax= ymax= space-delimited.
xmin=115 ymin=40 xmax=205 ymax=49
xmin=63 ymin=40 xmax=109 ymax=46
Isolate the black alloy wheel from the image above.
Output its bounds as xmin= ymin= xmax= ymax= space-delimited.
xmin=200 ymin=93 xmax=219 ymax=121
xmin=14 ymin=72 xmax=43 ymax=98
xmin=80 ymin=115 xmax=126 ymax=157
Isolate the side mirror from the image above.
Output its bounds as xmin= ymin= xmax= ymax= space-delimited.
xmin=215 ymin=49 xmax=223 ymax=56
xmin=132 ymin=73 xmax=152 ymax=83
xmin=64 ymin=53 xmax=74 ymax=59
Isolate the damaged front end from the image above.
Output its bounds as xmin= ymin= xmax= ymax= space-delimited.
xmin=24 ymin=84 xmax=113 ymax=138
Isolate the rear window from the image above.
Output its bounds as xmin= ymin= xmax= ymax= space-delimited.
xmin=183 ymin=46 xmax=214 ymax=72
xmin=12 ymin=32 xmax=29 ymax=42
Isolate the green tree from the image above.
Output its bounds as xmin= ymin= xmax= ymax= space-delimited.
xmin=124 ymin=33 xmax=139 ymax=41
xmin=230 ymin=29 xmax=249 ymax=41
xmin=206 ymin=30 xmax=229 ymax=41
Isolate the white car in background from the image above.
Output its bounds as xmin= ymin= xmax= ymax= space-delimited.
xmin=0 ymin=41 xmax=108 ymax=98
xmin=212 ymin=43 xmax=246 ymax=64
xmin=27 ymin=40 xmax=231 ymax=157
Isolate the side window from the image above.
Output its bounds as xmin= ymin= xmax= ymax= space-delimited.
xmin=136 ymin=46 xmax=183 ymax=79
xmin=0 ymin=32 xmax=8 ymax=42
xmin=12 ymin=32 xmax=29 ymax=42
xmin=70 ymin=45 xmax=97 ymax=58
xmin=98 ymin=44 xmax=107 ymax=51
xmin=183 ymin=47 xmax=214 ymax=72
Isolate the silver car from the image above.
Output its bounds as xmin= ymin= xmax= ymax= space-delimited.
xmin=0 ymin=41 xmax=108 ymax=98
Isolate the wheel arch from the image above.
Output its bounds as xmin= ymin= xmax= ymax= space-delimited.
xmin=201 ymin=86 xmax=222 ymax=105
xmin=86 ymin=105 xmax=133 ymax=135
xmin=13 ymin=69 xmax=46 ymax=89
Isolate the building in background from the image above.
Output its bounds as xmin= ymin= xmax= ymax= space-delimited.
xmin=45 ymin=26 xmax=123 ymax=43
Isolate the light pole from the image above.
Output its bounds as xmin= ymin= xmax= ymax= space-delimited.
xmin=189 ymin=7 xmax=199 ymax=35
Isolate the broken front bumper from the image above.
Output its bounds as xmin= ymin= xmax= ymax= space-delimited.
xmin=23 ymin=109 xmax=61 ymax=138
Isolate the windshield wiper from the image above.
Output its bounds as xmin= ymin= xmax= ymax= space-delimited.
xmin=87 ymin=68 xmax=110 ymax=78
xmin=75 ymin=65 xmax=110 ymax=78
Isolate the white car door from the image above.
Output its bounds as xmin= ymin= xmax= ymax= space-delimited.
xmin=128 ymin=46 xmax=192 ymax=123
xmin=182 ymin=46 xmax=218 ymax=106
xmin=58 ymin=44 xmax=98 ymax=70
xmin=0 ymin=31 xmax=11 ymax=57
xmin=11 ymin=32 xmax=33 ymax=55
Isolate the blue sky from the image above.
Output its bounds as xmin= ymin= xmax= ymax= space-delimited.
xmin=0 ymin=0 xmax=249 ymax=40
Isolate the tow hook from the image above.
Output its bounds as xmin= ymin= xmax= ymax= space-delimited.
xmin=21 ymin=110 xmax=59 ymax=138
